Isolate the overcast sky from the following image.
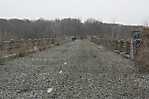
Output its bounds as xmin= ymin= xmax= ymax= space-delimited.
xmin=0 ymin=0 xmax=148 ymax=25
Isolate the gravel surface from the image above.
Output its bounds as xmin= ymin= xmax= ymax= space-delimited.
xmin=0 ymin=40 xmax=149 ymax=99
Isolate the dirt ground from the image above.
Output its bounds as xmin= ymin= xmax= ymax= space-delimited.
xmin=0 ymin=40 xmax=149 ymax=99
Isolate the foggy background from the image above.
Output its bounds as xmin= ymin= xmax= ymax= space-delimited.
xmin=0 ymin=0 xmax=148 ymax=25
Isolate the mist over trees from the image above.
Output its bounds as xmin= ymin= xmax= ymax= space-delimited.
xmin=0 ymin=18 xmax=143 ymax=41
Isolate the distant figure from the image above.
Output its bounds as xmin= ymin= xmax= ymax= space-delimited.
xmin=72 ymin=36 xmax=77 ymax=41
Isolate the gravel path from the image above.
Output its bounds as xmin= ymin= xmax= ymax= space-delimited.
xmin=0 ymin=40 xmax=149 ymax=99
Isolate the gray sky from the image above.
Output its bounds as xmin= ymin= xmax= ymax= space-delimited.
xmin=0 ymin=0 xmax=148 ymax=25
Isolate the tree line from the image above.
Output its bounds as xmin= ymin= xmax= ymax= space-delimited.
xmin=0 ymin=18 xmax=143 ymax=41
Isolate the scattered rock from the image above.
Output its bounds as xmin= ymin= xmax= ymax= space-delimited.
xmin=59 ymin=70 xmax=63 ymax=74
xmin=47 ymin=88 xmax=53 ymax=93
xmin=64 ymin=62 xmax=67 ymax=65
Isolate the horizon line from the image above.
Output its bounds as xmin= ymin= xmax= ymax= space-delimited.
xmin=0 ymin=16 xmax=144 ymax=26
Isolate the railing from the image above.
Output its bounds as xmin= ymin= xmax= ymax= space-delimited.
xmin=90 ymin=36 xmax=131 ymax=59
xmin=0 ymin=38 xmax=56 ymax=59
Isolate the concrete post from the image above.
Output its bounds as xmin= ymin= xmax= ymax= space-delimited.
xmin=130 ymin=39 xmax=134 ymax=60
